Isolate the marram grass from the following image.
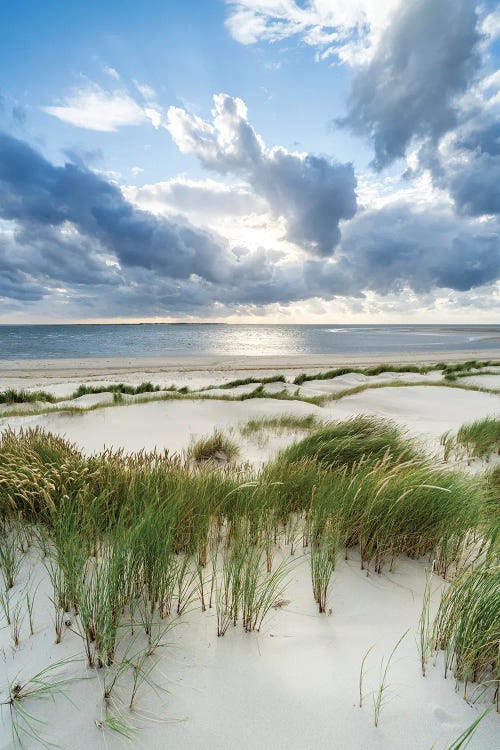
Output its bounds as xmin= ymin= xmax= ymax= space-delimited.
xmin=0 ymin=417 xmax=498 ymax=726
xmin=189 ymin=429 xmax=239 ymax=463
xmin=240 ymin=413 xmax=320 ymax=437
xmin=433 ymin=561 xmax=500 ymax=704
xmin=442 ymin=416 xmax=500 ymax=461
xmin=277 ymin=415 xmax=418 ymax=470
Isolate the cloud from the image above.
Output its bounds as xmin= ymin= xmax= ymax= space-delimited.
xmin=0 ymin=132 xmax=253 ymax=286
xmin=336 ymin=202 xmax=500 ymax=294
xmin=447 ymin=123 xmax=500 ymax=217
xmin=0 ymin=132 xmax=498 ymax=319
xmin=338 ymin=0 xmax=482 ymax=169
xmin=166 ymin=93 xmax=357 ymax=255
xmin=416 ymin=115 xmax=500 ymax=219
xmin=126 ymin=176 xmax=266 ymax=221
xmin=103 ymin=65 xmax=120 ymax=80
xmin=43 ymin=82 xmax=162 ymax=132
xmin=225 ymin=0 xmax=401 ymax=65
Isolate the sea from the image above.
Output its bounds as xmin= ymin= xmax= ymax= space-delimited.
xmin=0 ymin=324 xmax=498 ymax=360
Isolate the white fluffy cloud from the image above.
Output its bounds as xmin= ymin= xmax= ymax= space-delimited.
xmin=166 ymin=93 xmax=357 ymax=255
xmin=126 ymin=176 xmax=265 ymax=221
xmin=225 ymin=0 xmax=401 ymax=64
xmin=43 ymin=82 xmax=162 ymax=132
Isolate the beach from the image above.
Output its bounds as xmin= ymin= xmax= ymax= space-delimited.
xmin=2 ymin=348 xmax=500 ymax=391
xmin=0 ymin=351 xmax=499 ymax=750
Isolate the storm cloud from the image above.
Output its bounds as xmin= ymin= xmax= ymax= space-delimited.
xmin=337 ymin=203 xmax=500 ymax=294
xmin=0 ymin=132 xmax=269 ymax=287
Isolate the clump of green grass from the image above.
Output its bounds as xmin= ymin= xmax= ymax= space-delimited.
xmin=71 ymin=381 xmax=166 ymax=399
xmin=240 ymin=414 xmax=320 ymax=437
xmin=433 ymin=561 xmax=500 ymax=704
xmin=1 ymin=657 xmax=81 ymax=748
xmin=442 ymin=416 xmax=500 ymax=461
xmin=189 ymin=430 xmax=239 ymax=463
xmin=293 ymin=359 xmax=499 ymax=386
xmin=482 ymin=465 xmax=500 ymax=560
xmin=205 ymin=375 xmax=286 ymax=391
xmin=0 ymin=427 xmax=89 ymax=519
xmin=278 ymin=416 xmax=418 ymax=470
xmin=0 ymin=389 xmax=55 ymax=404
xmin=0 ymin=524 xmax=23 ymax=589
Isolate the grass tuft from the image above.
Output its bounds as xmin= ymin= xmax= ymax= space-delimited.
xmin=240 ymin=414 xmax=320 ymax=437
xmin=442 ymin=416 xmax=500 ymax=461
xmin=189 ymin=430 xmax=239 ymax=463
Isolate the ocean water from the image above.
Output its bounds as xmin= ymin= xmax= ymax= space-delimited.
xmin=0 ymin=324 xmax=499 ymax=360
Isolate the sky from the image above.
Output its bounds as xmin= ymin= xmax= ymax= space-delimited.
xmin=0 ymin=0 xmax=499 ymax=324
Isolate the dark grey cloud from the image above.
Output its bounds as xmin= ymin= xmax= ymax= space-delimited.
xmin=338 ymin=0 xmax=481 ymax=169
xmin=0 ymin=132 xmax=264 ymax=287
xmin=415 ymin=117 xmax=500 ymax=218
xmin=0 ymin=132 xmax=498 ymax=318
xmin=337 ymin=203 xmax=500 ymax=293
xmin=167 ymin=94 xmax=357 ymax=255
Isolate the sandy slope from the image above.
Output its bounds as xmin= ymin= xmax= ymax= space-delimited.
xmin=1 ymin=348 xmax=499 ymax=396
xmin=0 ymin=360 xmax=499 ymax=748
xmin=1 ymin=386 xmax=498 ymax=462
xmin=326 ymin=386 xmax=500 ymax=444
xmin=0 ymin=546 xmax=498 ymax=750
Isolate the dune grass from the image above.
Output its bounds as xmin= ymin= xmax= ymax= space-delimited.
xmin=0 ymin=416 xmax=497 ymax=739
xmin=442 ymin=416 xmax=500 ymax=461
xmin=202 ymin=375 xmax=286 ymax=391
xmin=240 ymin=414 xmax=320 ymax=437
xmin=433 ymin=561 xmax=499 ymax=705
xmin=293 ymin=359 xmax=500 ymax=386
xmin=71 ymin=381 xmax=179 ymax=398
xmin=277 ymin=416 xmax=418 ymax=469
xmin=1 ymin=657 xmax=82 ymax=748
xmin=189 ymin=430 xmax=239 ymax=463
xmin=0 ymin=389 xmax=55 ymax=404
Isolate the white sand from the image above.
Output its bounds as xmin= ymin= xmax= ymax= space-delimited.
xmin=326 ymin=385 xmax=499 ymax=448
xmin=0 ymin=545 xmax=497 ymax=750
xmin=460 ymin=374 xmax=500 ymax=389
xmin=1 ymin=355 xmax=499 ymax=748
xmin=1 ymin=385 xmax=497 ymax=462
xmin=298 ymin=369 xmax=444 ymax=396
xmin=1 ymin=349 xmax=499 ymax=396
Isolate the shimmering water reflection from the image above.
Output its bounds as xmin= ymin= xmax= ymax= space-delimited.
xmin=0 ymin=324 xmax=499 ymax=359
